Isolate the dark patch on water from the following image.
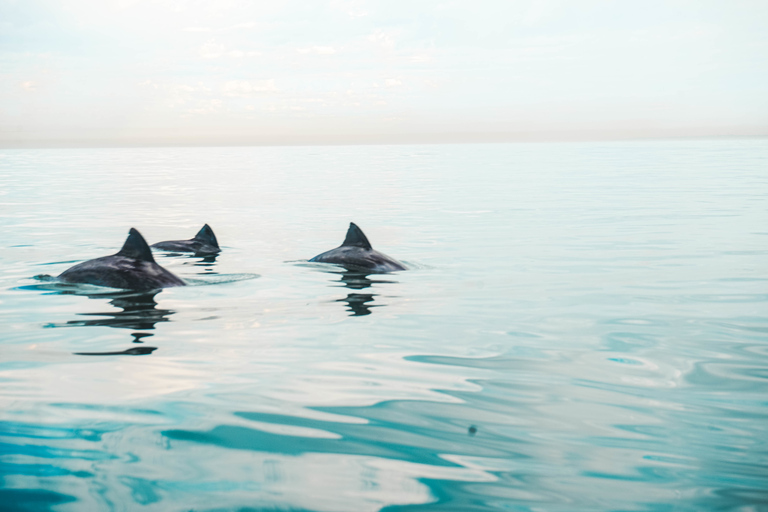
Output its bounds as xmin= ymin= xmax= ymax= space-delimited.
xmin=0 ymin=489 xmax=78 ymax=512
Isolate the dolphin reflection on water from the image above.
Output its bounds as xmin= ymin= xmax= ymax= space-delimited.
xmin=307 ymin=223 xmax=405 ymax=315
xmin=75 ymin=346 xmax=157 ymax=356
xmin=332 ymin=270 xmax=398 ymax=316
xmin=44 ymin=291 xmax=174 ymax=355
xmin=54 ymin=291 xmax=175 ymax=332
xmin=156 ymin=250 xmax=219 ymax=276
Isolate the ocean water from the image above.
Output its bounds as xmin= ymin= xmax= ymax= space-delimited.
xmin=1 ymin=140 xmax=767 ymax=511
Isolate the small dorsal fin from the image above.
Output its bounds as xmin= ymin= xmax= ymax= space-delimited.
xmin=193 ymin=224 xmax=219 ymax=248
xmin=116 ymin=228 xmax=155 ymax=262
xmin=341 ymin=222 xmax=372 ymax=249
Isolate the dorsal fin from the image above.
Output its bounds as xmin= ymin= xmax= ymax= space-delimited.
xmin=341 ymin=222 xmax=372 ymax=249
xmin=193 ymin=224 xmax=219 ymax=248
xmin=116 ymin=228 xmax=155 ymax=262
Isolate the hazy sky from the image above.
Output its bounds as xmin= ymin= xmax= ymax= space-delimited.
xmin=1 ymin=0 xmax=767 ymax=146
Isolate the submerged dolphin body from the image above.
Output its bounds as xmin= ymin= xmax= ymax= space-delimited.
xmin=58 ymin=228 xmax=186 ymax=291
xmin=309 ymin=223 xmax=406 ymax=273
xmin=151 ymin=224 xmax=220 ymax=255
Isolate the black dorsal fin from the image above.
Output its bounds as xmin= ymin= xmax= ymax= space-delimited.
xmin=193 ymin=224 xmax=219 ymax=248
xmin=341 ymin=222 xmax=372 ymax=249
xmin=116 ymin=228 xmax=155 ymax=262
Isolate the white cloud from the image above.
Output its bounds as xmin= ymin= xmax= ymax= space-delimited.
xmin=629 ymin=23 xmax=721 ymax=44
xmin=138 ymin=81 xmax=210 ymax=108
xmin=199 ymin=41 xmax=260 ymax=59
xmin=183 ymin=27 xmax=211 ymax=32
xmin=232 ymin=50 xmax=261 ymax=58
xmin=384 ymin=79 xmax=402 ymax=88
xmin=297 ymin=46 xmax=337 ymax=55
xmin=329 ymin=0 xmax=368 ymax=19
xmin=222 ymin=79 xmax=278 ymax=97
xmin=185 ymin=99 xmax=223 ymax=115
xmin=409 ymin=52 xmax=433 ymax=63
xmin=262 ymin=103 xmax=311 ymax=113
xmin=368 ymin=29 xmax=399 ymax=50
xmin=230 ymin=22 xmax=257 ymax=30
xmin=20 ymin=81 xmax=36 ymax=91
xmin=522 ymin=0 xmax=559 ymax=26
xmin=199 ymin=40 xmax=225 ymax=59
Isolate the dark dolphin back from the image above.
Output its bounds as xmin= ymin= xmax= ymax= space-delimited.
xmin=116 ymin=228 xmax=155 ymax=262
xmin=309 ymin=222 xmax=406 ymax=272
xmin=341 ymin=223 xmax=372 ymax=249
xmin=58 ymin=228 xmax=185 ymax=290
xmin=193 ymin=224 xmax=219 ymax=249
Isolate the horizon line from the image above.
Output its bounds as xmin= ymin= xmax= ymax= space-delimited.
xmin=1 ymin=130 xmax=767 ymax=150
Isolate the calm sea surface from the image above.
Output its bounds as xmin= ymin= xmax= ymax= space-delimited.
xmin=1 ymin=140 xmax=767 ymax=511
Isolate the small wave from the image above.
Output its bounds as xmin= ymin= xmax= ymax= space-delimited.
xmin=292 ymin=260 xmax=430 ymax=272
xmin=289 ymin=260 xmax=325 ymax=268
xmin=440 ymin=209 xmax=494 ymax=215
xmin=34 ymin=260 xmax=84 ymax=266
xmin=183 ymin=273 xmax=260 ymax=286
xmin=19 ymin=278 xmax=138 ymax=297
xmin=18 ymin=273 xmax=259 ymax=294
xmin=399 ymin=260 xmax=433 ymax=271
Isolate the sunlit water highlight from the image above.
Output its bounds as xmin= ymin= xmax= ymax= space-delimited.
xmin=1 ymin=140 xmax=767 ymax=511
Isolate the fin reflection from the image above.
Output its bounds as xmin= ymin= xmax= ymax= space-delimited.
xmin=184 ymin=252 xmax=219 ymax=275
xmin=331 ymin=270 xmax=397 ymax=317
xmin=44 ymin=291 xmax=174 ymax=355
xmin=74 ymin=346 xmax=157 ymax=356
xmin=53 ymin=292 xmax=174 ymax=331
xmin=159 ymin=252 xmax=219 ymax=274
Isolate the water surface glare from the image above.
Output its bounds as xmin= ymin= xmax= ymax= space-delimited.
xmin=1 ymin=141 xmax=767 ymax=511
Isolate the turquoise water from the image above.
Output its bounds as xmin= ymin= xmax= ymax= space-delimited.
xmin=1 ymin=140 xmax=767 ymax=511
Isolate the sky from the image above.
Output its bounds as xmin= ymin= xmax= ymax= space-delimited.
xmin=1 ymin=0 xmax=767 ymax=147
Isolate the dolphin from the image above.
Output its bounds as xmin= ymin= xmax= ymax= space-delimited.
xmin=151 ymin=224 xmax=220 ymax=255
xmin=309 ymin=222 xmax=406 ymax=273
xmin=58 ymin=228 xmax=186 ymax=291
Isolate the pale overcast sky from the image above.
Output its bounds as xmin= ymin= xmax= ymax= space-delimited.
xmin=1 ymin=0 xmax=767 ymax=146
